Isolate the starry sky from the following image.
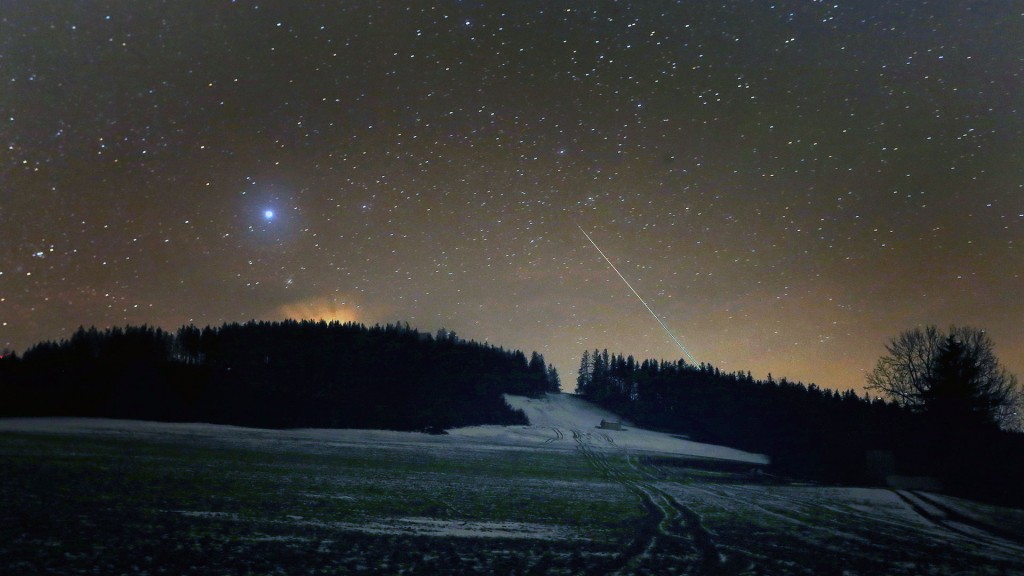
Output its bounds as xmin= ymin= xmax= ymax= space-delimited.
xmin=2 ymin=1 xmax=1022 ymax=393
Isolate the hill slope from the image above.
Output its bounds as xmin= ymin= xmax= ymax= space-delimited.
xmin=450 ymin=393 xmax=768 ymax=464
xmin=0 ymin=393 xmax=766 ymax=464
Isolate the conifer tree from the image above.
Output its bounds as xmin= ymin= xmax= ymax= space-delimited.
xmin=576 ymin=350 xmax=592 ymax=395
xmin=546 ymin=364 xmax=561 ymax=393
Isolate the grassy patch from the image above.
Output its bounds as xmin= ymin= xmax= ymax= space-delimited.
xmin=0 ymin=429 xmax=641 ymax=575
xmin=3 ymin=426 xmax=1022 ymax=575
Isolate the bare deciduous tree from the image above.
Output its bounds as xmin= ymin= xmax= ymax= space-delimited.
xmin=866 ymin=325 xmax=1022 ymax=431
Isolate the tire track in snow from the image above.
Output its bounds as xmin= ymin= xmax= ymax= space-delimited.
xmin=543 ymin=428 xmax=564 ymax=444
xmin=664 ymin=492 xmax=724 ymax=575
xmin=571 ymin=428 xmax=669 ymax=573
xmin=910 ymin=491 xmax=1024 ymax=547
xmin=681 ymin=483 xmax=820 ymax=531
xmin=893 ymin=490 xmax=977 ymax=539
xmin=894 ymin=491 xmax=1024 ymax=555
xmin=623 ymin=452 xmax=731 ymax=575
xmin=572 ymin=428 xmax=727 ymax=575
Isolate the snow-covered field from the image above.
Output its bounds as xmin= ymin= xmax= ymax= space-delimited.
xmin=1 ymin=393 xmax=1022 ymax=575
xmin=0 ymin=392 xmax=767 ymax=463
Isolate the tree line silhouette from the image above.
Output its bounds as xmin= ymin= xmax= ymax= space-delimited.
xmin=2 ymin=321 xmax=1021 ymax=505
xmin=0 ymin=321 xmax=560 ymax=432
xmin=575 ymin=349 xmax=1024 ymax=506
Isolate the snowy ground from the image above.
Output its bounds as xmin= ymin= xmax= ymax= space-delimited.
xmin=0 ymin=393 xmax=766 ymax=464
xmin=453 ymin=393 xmax=768 ymax=464
xmin=2 ymin=393 xmax=1022 ymax=575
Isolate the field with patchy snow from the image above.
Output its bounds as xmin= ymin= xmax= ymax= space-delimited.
xmin=2 ymin=393 xmax=1022 ymax=575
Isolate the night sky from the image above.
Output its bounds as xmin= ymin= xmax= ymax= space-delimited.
xmin=3 ymin=2 xmax=1022 ymax=393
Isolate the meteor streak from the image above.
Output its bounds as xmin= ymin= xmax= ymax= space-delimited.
xmin=578 ymin=225 xmax=698 ymax=365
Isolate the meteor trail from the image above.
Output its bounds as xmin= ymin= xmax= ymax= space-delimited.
xmin=578 ymin=225 xmax=698 ymax=365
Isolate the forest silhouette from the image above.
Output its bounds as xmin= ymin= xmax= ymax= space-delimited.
xmin=574 ymin=349 xmax=1024 ymax=507
xmin=0 ymin=321 xmax=558 ymax=432
xmin=2 ymin=322 xmax=1022 ymax=506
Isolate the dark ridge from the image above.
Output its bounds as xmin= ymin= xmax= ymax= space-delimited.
xmin=575 ymin=349 xmax=1024 ymax=508
xmin=0 ymin=321 xmax=561 ymax=431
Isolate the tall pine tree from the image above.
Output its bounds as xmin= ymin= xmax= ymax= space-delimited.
xmin=576 ymin=350 xmax=592 ymax=395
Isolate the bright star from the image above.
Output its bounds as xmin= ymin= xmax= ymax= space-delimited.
xmin=264 ymin=209 xmax=275 ymax=220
